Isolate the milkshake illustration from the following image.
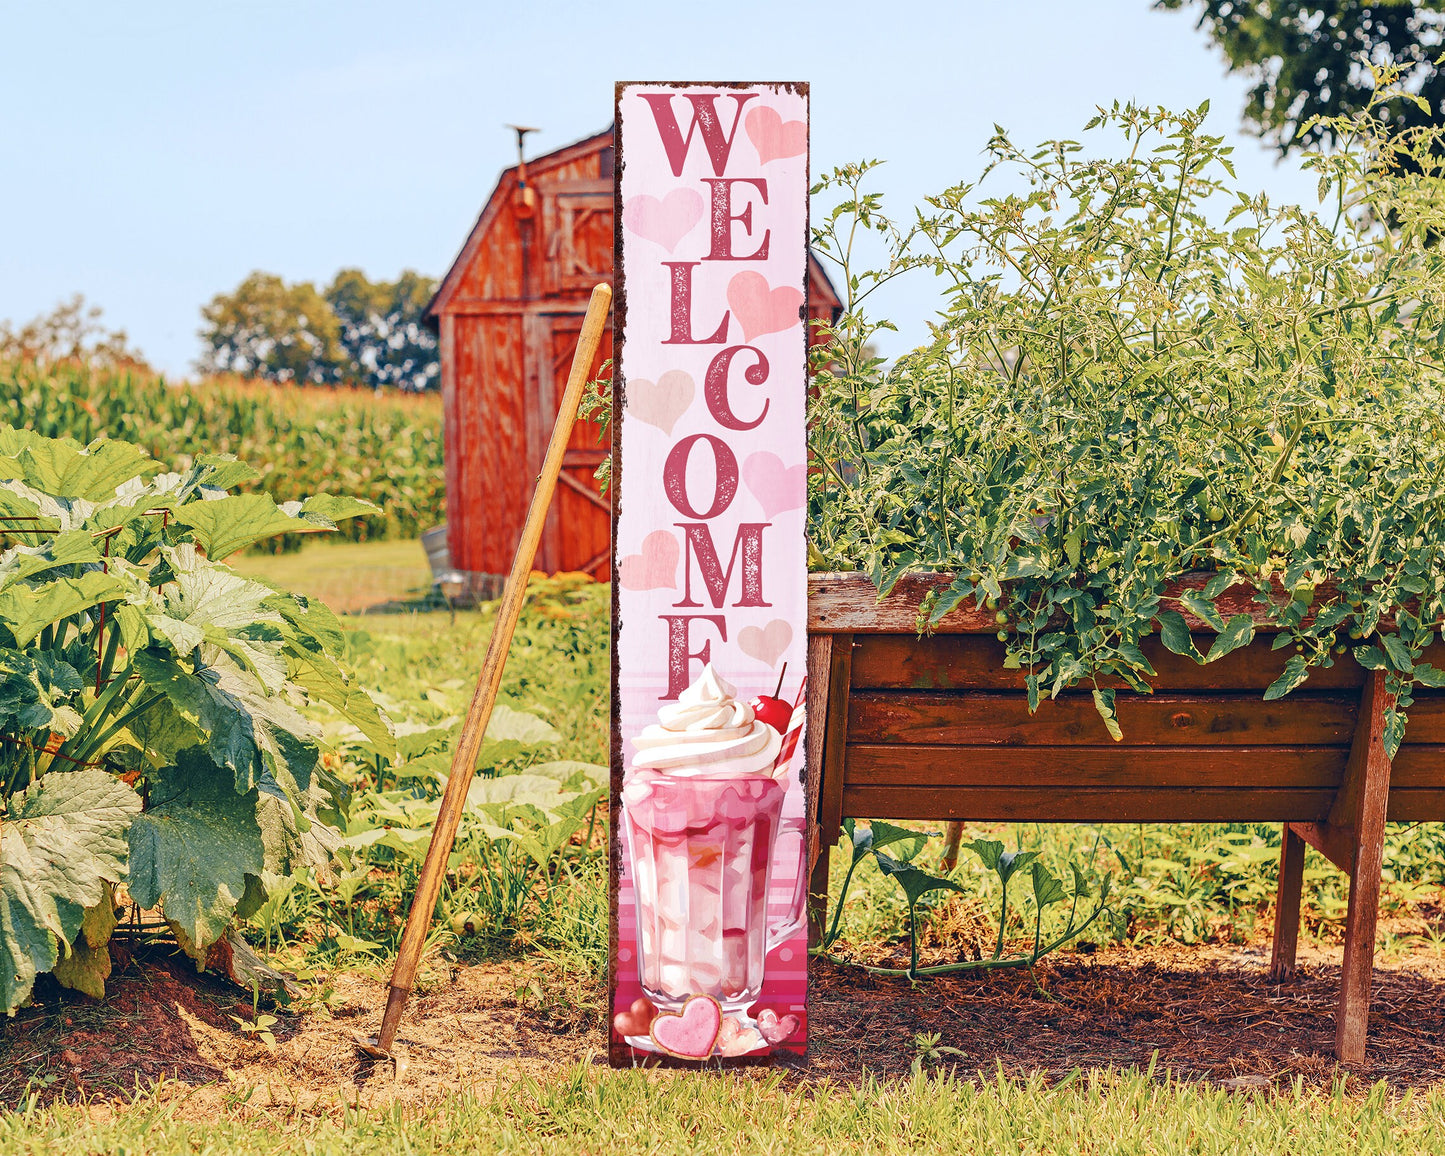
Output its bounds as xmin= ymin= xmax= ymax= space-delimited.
xmin=622 ymin=665 xmax=799 ymax=1015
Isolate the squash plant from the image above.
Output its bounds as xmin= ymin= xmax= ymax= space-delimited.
xmin=0 ymin=426 xmax=393 ymax=1011
xmin=808 ymin=78 xmax=1445 ymax=752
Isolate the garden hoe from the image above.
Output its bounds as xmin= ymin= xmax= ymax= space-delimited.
xmin=359 ymin=282 xmax=612 ymax=1061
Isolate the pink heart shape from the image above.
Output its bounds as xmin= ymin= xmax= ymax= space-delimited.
xmin=626 ymin=370 xmax=694 ymax=436
xmin=727 ymin=271 xmax=802 ymax=343
xmin=618 ymin=530 xmax=678 ymax=590
xmin=623 ymin=189 xmax=704 ymax=252
xmin=742 ymin=451 xmax=806 ymax=519
xmin=755 ymin=1008 xmax=802 ymax=1046
xmin=738 ymin=619 xmax=793 ymax=667
xmin=649 ymin=994 xmax=722 ymax=1059
xmin=745 ymin=106 xmax=807 ymax=165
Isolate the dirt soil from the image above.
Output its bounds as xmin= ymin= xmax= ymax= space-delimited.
xmin=3 ymin=937 xmax=1443 ymax=1116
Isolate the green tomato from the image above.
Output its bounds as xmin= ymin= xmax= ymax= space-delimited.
xmin=995 ymin=630 xmax=1008 ymax=642
xmin=995 ymin=610 xmax=1009 ymax=625
xmin=1207 ymin=506 xmax=1225 ymax=522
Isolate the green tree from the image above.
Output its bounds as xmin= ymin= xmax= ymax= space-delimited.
xmin=324 ymin=268 xmax=439 ymax=391
xmin=198 ymin=272 xmax=344 ymax=384
xmin=1158 ymin=2 xmax=1445 ymax=152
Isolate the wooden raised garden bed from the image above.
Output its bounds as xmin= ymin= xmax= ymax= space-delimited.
xmin=803 ymin=572 xmax=1445 ymax=1062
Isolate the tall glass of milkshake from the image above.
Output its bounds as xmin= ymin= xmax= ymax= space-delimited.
xmin=623 ymin=665 xmax=789 ymax=1012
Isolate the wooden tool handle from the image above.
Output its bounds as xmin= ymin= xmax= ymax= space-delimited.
xmin=376 ymin=282 xmax=611 ymax=1053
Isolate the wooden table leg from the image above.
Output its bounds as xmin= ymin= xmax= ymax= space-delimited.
xmin=1270 ymin=825 xmax=1306 ymax=981
xmin=1335 ymin=670 xmax=1394 ymax=1063
xmin=806 ymin=632 xmax=852 ymax=947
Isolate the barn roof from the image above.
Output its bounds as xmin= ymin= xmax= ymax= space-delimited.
xmin=425 ymin=124 xmax=842 ymax=324
xmin=426 ymin=126 xmax=614 ymax=322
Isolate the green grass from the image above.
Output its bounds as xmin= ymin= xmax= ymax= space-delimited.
xmin=229 ymin=536 xmax=433 ymax=612
xmin=4 ymin=1066 xmax=1445 ymax=1154
xmin=20 ymin=542 xmax=1436 ymax=1150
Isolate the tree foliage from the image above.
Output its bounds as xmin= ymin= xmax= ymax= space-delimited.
xmin=1158 ymin=1 xmax=1445 ymax=152
xmin=198 ymin=269 xmax=438 ymax=389
xmin=0 ymin=295 xmax=149 ymax=372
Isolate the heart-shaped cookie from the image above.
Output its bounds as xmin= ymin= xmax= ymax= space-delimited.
xmin=612 ymin=997 xmax=656 ymax=1038
xmin=649 ymin=994 xmax=723 ymax=1059
xmin=755 ymin=1008 xmax=802 ymax=1045
xmin=716 ymin=1016 xmax=768 ymax=1057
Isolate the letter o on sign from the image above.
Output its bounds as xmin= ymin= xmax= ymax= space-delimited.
xmin=663 ymin=433 xmax=738 ymax=520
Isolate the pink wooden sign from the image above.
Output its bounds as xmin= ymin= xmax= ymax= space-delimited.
xmin=609 ymin=82 xmax=810 ymax=1065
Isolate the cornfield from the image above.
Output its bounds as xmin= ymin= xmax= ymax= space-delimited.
xmin=0 ymin=359 xmax=444 ymax=551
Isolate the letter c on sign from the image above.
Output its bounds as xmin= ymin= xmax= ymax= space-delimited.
xmin=704 ymin=345 xmax=770 ymax=431
xmin=663 ymin=434 xmax=738 ymax=519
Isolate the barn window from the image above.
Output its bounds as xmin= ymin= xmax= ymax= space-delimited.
xmin=599 ymin=146 xmax=615 ymax=179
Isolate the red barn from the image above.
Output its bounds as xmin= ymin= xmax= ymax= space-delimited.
xmin=426 ymin=127 xmax=841 ymax=598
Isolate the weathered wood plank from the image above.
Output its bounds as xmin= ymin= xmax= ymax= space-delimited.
xmin=1383 ymin=790 xmax=1445 ymax=821
xmin=810 ymin=571 xmax=1351 ymax=634
xmin=843 ymin=744 xmax=1349 ymax=789
xmin=839 ymin=785 xmax=1337 ymax=823
xmin=848 ymin=691 xmax=1357 ymax=747
xmin=848 ymin=633 xmax=1375 ymax=693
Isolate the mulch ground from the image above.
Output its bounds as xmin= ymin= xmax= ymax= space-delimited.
xmin=3 ymin=936 xmax=1443 ymax=1116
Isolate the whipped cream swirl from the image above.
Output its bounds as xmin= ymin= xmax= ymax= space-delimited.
xmin=631 ymin=664 xmax=782 ymax=777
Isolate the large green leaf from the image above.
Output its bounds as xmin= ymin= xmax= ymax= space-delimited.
xmin=0 ymin=770 xmax=141 ymax=1013
xmin=483 ymin=703 xmax=561 ymax=746
xmin=171 ymin=494 xmax=314 ymax=560
xmin=133 ymin=649 xmax=319 ymax=794
xmin=282 ymin=494 xmax=379 ymax=529
xmin=0 ymin=531 xmax=104 ymax=588
xmin=0 ymin=571 xmax=127 ymax=647
xmin=127 ymin=750 xmax=264 ymax=953
xmin=255 ymin=777 xmax=341 ymax=877
xmin=0 ymin=433 xmax=159 ymax=501
xmin=285 ymin=645 xmax=395 ymax=759
xmin=0 ymin=650 xmax=84 ymax=735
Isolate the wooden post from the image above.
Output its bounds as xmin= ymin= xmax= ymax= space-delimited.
xmin=371 ymin=283 xmax=612 ymax=1056
xmin=1335 ymin=669 xmax=1394 ymax=1063
xmin=808 ymin=633 xmax=854 ymax=945
xmin=1270 ymin=825 xmax=1306 ymax=980
xmin=805 ymin=633 xmax=833 ymax=946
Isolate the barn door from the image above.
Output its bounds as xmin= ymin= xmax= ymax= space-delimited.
xmin=526 ymin=310 xmax=613 ymax=578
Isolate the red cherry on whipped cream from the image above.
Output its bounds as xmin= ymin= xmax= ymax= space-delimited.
xmin=750 ymin=663 xmax=793 ymax=734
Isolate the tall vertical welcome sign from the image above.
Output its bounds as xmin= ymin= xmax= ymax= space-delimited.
xmin=610 ymin=82 xmax=810 ymax=1065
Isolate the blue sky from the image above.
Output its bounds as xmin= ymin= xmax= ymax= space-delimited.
xmin=0 ymin=0 xmax=1321 ymax=377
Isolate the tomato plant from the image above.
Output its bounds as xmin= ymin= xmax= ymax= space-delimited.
xmin=808 ymin=76 xmax=1445 ymax=752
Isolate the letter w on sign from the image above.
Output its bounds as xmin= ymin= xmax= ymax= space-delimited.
xmin=610 ymin=82 xmax=811 ymax=1068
